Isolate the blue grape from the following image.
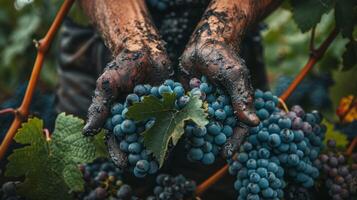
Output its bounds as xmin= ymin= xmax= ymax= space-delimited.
xmin=214 ymin=133 xmax=227 ymax=145
xmin=126 ymin=93 xmax=139 ymax=105
xmin=120 ymin=120 xmax=136 ymax=134
xmin=112 ymin=114 xmax=124 ymax=125
xmin=202 ymin=152 xmax=215 ymax=165
xmin=188 ymin=148 xmax=203 ymax=161
xmin=133 ymin=85 xmax=147 ymax=96
xmin=207 ymin=122 xmax=221 ymax=135
xmin=158 ymin=85 xmax=173 ymax=95
xmin=135 ymin=160 xmax=150 ymax=173
xmin=111 ymin=103 xmax=124 ymax=115
xmin=173 ymin=86 xmax=185 ymax=97
xmin=128 ymin=142 xmax=141 ymax=154
xmin=214 ymin=109 xmax=227 ymax=121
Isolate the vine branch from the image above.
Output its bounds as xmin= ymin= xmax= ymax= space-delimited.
xmin=0 ymin=108 xmax=16 ymax=116
xmin=0 ymin=0 xmax=75 ymax=160
xmin=279 ymin=27 xmax=338 ymax=102
xmin=195 ymin=27 xmax=339 ymax=196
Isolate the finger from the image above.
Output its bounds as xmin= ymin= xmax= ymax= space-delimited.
xmin=106 ymin=134 xmax=128 ymax=169
xmin=221 ymin=124 xmax=249 ymax=159
xmin=227 ymin=62 xmax=260 ymax=127
xmin=84 ymin=50 xmax=168 ymax=135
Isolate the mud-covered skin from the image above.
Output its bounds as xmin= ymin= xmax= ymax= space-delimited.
xmin=181 ymin=0 xmax=281 ymax=155
xmin=221 ymin=124 xmax=249 ymax=158
xmin=79 ymin=0 xmax=173 ymax=136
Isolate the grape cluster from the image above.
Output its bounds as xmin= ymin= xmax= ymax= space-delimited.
xmin=316 ymin=140 xmax=357 ymax=200
xmin=228 ymin=90 xmax=326 ymax=200
xmin=284 ymin=184 xmax=315 ymax=200
xmin=105 ymin=77 xmax=238 ymax=176
xmin=146 ymin=174 xmax=196 ymax=200
xmin=105 ymin=82 xmax=166 ymax=178
xmin=274 ymin=74 xmax=333 ymax=109
xmin=184 ymin=77 xmax=237 ymax=165
xmin=0 ymin=181 xmax=23 ymax=200
xmin=79 ymin=159 xmax=139 ymax=200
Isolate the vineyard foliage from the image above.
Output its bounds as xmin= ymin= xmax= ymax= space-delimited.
xmin=5 ymin=113 xmax=106 ymax=200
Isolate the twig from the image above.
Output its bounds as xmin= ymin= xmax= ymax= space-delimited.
xmin=279 ymin=28 xmax=338 ymax=102
xmin=0 ymin=108 xmax=16 ymax=116
xmin=278 ymin=98 xmax=289 ymax=113
xmin=44 ymin=129 xmax=51 ymax=141
xmin=195 ymin=164 xmax=229 ymax=197
xmin=346 ymin=137 xmax=357 ymax=156
xmin=0 ymin=0 xmax=75 ymax=160
xmin=196 ymin=27 xmax=339 ymax=196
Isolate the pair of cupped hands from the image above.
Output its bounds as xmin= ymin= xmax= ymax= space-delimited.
xmin=79 ymin=0 xmax=276 ymax=167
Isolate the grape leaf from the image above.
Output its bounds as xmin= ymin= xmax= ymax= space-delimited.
xmin=335 ymin=0 xmax=356 ymax=38
xmin=126 ymin=93 xmax=208 ymax=167
xmin=5 ymin=113 xmax=106 ymax=200
xmin=323 ymin=120 xmax=349 ymax=148
xmin=291 ymin=0 xmax=334 ymax=32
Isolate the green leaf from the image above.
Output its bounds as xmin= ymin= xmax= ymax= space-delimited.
xmin=63 ymin=165 xmax=85 ymax=192
xmin=291 ymin=0 xmax=334 ymax=32
xmin=127 ymin=93 xmax=208 ymax=167
xmin=335 ymin=0 xmax=356 ymax=38
xmin=342 ymin=39 xmax=357 ymax=70
xmin=5 ymin=113 xmax=106 ymax=200
xmin=323 ymin=120 xmax=349 ymax=148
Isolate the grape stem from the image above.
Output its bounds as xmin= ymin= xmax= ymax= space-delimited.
xmin=278 ymin=98 xmax=289 ymax=113
xmin=195 ymin=164 xmax=229 ymax=196
xmin=0 ymin=0 xmax=74 ymax=161
xmin=0 ymin=108 xmax=16 ymax=116
xmin=196 ymin=27 xmax=339 ymax=197
xmin=44 ymin=129 xmax=51 ymax=142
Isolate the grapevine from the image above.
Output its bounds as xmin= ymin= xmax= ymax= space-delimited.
xmin=0 ymin=0 xmax=356 ymax=200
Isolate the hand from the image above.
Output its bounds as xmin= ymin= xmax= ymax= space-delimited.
xmin=79 ymin=0 xmax=173 ymax=169
xmin=83 ymin=49 xmax=172 ymax=136
xmin=180 ymin=0 xmax=281 ymax=157
xmin=181 ymin=41 xmax=259 ymax=126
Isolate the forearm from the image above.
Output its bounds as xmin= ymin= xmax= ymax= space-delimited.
xmin=79 ymin=0 xmax=163 ymax=56
xmin=191 ymin=0 xmax=281 ymax=49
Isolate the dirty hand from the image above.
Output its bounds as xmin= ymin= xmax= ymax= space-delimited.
xmin=79 ymin=0 xmax=173 ymax=168
xmin=180 ymin=0 xmax=279 ymax=157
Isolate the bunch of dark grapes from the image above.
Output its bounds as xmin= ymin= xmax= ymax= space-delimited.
xmin=79 ymin=159 xmax=139 ymax=200
xmin=105 ymin=76 xmax=239 ymax=177
xmin=274 ymin=74 xmax=333 ymax=109
xmin=284 ymin=183 xmax=316 ymax=200
xmin=146 ymin=174 xmax=196 ymax=200
xmin=317 ymin=140 xmax=357 ymax=200
xmin=0 ymin=83 xmax=55 ymax=140
xmin=159 ymin=11 xmax=190 ymax=60
xmin=184 ymin=77 xmax=238 ymax=165
xmin=228 ymin=90 xmax=326 ymax=200
xmin=0 ymin=181 xmax=23 ymax=200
